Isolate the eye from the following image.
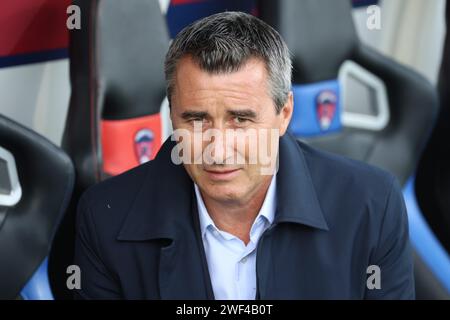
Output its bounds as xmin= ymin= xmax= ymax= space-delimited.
xmin=188 ymin=117 xmax=209 ymax=129
xmin=233 ymin=117 xmax=249 ymax=125
xmin=189 ymin=117 xmax=206 ymax=124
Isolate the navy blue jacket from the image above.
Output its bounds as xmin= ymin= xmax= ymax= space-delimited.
xmin=74 ymin=133 xmax=414 ymax=299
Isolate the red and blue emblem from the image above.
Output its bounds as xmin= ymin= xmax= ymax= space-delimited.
xmin=316 ymin=90 xmax=337 ymax=131
xmin=134 ymin=129 xmax=154 ymax=164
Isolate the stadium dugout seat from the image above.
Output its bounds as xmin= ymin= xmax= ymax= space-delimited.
xmin=416 ymin=0 xmax=450 ymax=278
xmin=49 ymin=0 xmax=170 ymax=299
xmin=0 ymin=114 xmax=74 ymax=299
xmin=259 ymin=0 xmax=450 ymax=299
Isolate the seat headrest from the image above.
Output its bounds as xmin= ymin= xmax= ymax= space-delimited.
xmin=260 ymin=0 xmax=358 ymax=83
xmin=70 ymin=0 xmax=169 ymax=120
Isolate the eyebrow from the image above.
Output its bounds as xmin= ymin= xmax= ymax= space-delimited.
xmin=180 ymin=108 xmax=258 ymax=120
xmin=180 ymin=111 xmax=209 ymax=120
xmin=227 ymin=109 xmax=257 ymax=119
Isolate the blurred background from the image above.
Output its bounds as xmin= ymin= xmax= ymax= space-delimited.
xmin=0 ymin=0 xmax=449 ymax=300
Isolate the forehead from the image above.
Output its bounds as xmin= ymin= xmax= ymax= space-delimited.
xmin=172 ymin=56 xmax=270 ymax=103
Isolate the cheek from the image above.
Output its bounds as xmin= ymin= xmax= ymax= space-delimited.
xmin=182 ymin=163 xmax=196 ymax=180
xmin=175 ymin=131 xmax=203 ymax=164
xmin=232 ymin=129 xmax=279 ymax=166
xmin=246 ymin=164 xmax=264 ymax=179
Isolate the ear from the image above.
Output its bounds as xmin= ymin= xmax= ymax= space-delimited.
xmin=279 ymin=91 xmax=293 ymax=136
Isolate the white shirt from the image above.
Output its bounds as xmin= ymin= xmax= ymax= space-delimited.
xmin=194 ymin=175 xmax=276 ymax=300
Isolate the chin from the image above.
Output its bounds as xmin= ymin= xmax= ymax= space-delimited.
xmin=201 ymin=180 xmax=245 ymax=202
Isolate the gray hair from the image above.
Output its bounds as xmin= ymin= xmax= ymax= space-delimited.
xmin=164 ymin=11 xmax=292 ymax=113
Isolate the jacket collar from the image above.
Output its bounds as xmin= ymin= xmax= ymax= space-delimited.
xmin=117 ymin=132 xmax=328 ymax=241
xmin=275 ymin=133 xmax=329 ymax=230
xmin=116 ymin=137 xmax=194 ymax=241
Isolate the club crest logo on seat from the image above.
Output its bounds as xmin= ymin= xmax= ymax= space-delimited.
xmin=134 ymin=129 xmax=154 ymax=164
xmin=316 ymin=90 xmax=337 ymax=131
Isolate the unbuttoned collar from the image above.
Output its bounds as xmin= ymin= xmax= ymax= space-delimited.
xmin=195 ymin=174 xmax=277 ymax=240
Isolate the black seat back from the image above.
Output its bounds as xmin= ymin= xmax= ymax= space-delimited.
xmin=50 ymin=0 xmax=170 ymax=299
xmin=0 ymin=114 xmax=74 ymax=298
xmin=63 ymin=0 xmax=170 ymax=186
xmin=260 ymin=0 xmax=437 ymax=185
xmin=416 ymin=1 xmax=450 ymax=254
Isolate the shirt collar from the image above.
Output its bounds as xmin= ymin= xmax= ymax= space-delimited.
xmin=195 ymin=174 xmax=277 ymax=239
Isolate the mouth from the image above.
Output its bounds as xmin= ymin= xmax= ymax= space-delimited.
xmin=203 ymin=168 xmax=241 ymax=181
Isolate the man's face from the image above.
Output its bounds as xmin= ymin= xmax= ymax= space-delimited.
xmin=170 ymin=56 xmax=293 ymax=205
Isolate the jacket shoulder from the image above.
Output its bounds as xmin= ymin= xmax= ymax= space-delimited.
xmin=299 ymin=140 xmax=396 ymax=193
xmin=82 ymin=162 xmax=152 ymax=205
xmin=77 ymin=160 xmax=155 ymax=232
xmin=298 ymin=140 xmax=400 ymax=231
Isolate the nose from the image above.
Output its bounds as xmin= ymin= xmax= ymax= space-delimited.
xmin=203 ymin=128 xmax=234 ymax=165
xmin=207 ymin=132 xmax=225 ymax=165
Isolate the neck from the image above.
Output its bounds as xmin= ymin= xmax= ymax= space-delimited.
xmin=200 ymin=176 xmax=273 ymax=245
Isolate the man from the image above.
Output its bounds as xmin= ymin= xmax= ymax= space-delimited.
xmin=74 ymin=12 xmax=414 ymax=299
